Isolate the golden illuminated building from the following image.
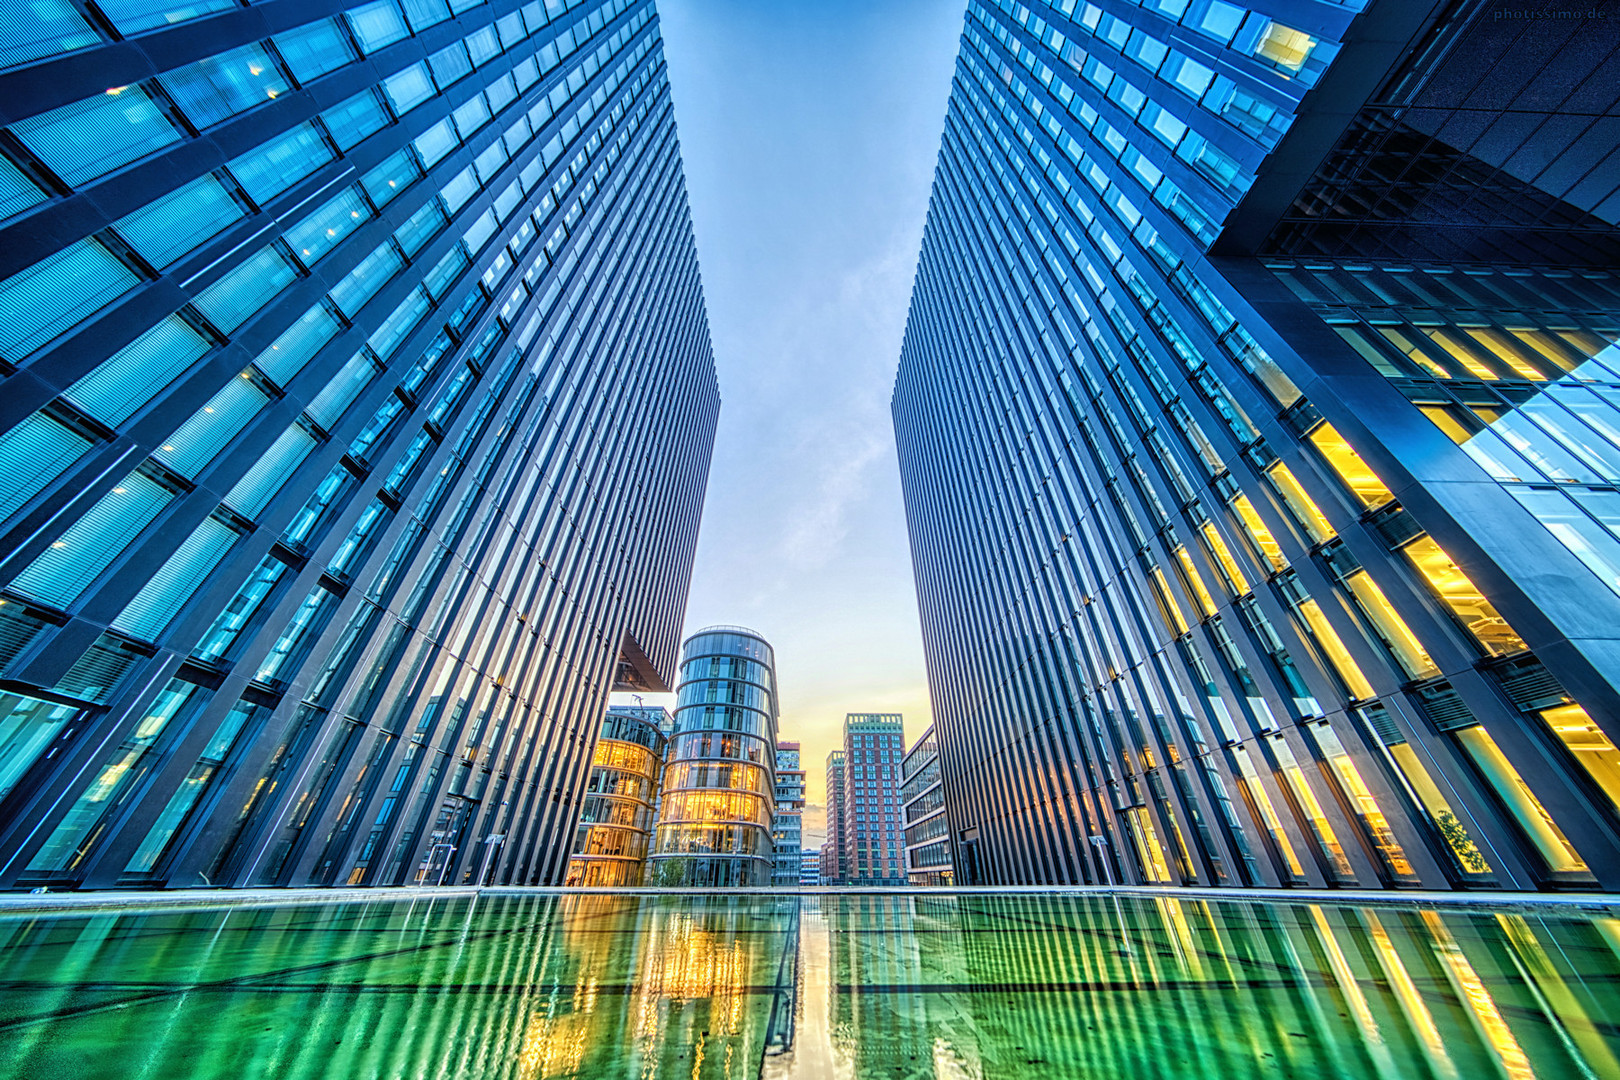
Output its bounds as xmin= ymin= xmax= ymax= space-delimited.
xmin=564 ymin=707 xmax=668 ymax=887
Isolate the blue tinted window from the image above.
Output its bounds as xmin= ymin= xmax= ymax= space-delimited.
xmin=252 ymin=304 xmax=341 ymax=385
xmin=413 ymin=119 xmax=458 ymax=167
xmin=273 ymin=19 xmax=356 ymax=83
xmin=401 ymin=0 xmax=450 ymax=30
xmin=284 ymin=188 xmax=371 ymax=268
xmin=96 ymin=0 xmax=233 ymax=34
xmin=0 ymin=414 xmax=92 ymax=524
xmin=152 ymin=374 xmax=270 ymax=478
xmin=347 ymin=0 xmax=408 ymax=53
xmin=158 ymin=43 xmax=290 ymax=129
xmin=0 ymin=156 xmax=45 ymax=222
xmin=65 ymin=317 xmax=210 ymax=425
xmin=192 ymin=246 xmax=298 ymax=333
xmin=328 ymin=244 xmax=403 ymax=317
xmin=383 ymin=63 xmax=434 ymax=116
xmin=429 ymin=42 xmax=472 ymax=88
xmin=0 ymin=239 xmax=140 ymax=362
xmin=11 ymin=86 xmax=181 ymax=186
xmin=9 ymin=469 xmax=174 ymax=606
xmin=228 ymin=123 xmax=333 ymax=205
xmin=360 ymin=148 xmax=420 ymax=207
xmin=321 ymin=89 xmax=390 ymax=151
xmin=0 ymin=0 xmax=99 ymax=70
xmin=112 ymin=174 xmax=244 ymax=268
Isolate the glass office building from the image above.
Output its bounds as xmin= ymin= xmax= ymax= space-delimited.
xmin=0 ymin=0 xmax=719 ymax=889
xmin=893 ymin=0 xmax=1620 ymax=890
xmin=839 ymin=712 xmax=905 ymax=885
xmin=649 ymin=626 xmax=778 ymax=886
xmin=771 ymin=739 xmax=805 ymax=886
xmin=563 ymin=705 xmax=667 ymax=886
xmin=901 ymin=725 xmax=952 ymax=886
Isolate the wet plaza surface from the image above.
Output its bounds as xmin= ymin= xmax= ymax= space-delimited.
xmin=0 ymin=891 xmax=1617 ymax=1079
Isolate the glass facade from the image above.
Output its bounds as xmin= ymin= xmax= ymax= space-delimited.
xmin=648 ymin=626 xmax=779 ymax=886
xmin=772 ymin=740 xmax=805 ymax=887
xmin=893 ymin=0 xmax=1620 ymax=890
xmin=564 ymin=705 xmax=667 ymax=886
xmin=901 ymin=724 xmax=952 ymax=886
xmin=821 ymin=749 xmax=846 ymax=884
xmin=0 ymin=0 xmax=719 ymax=890
xmin=839 ymin=713 xmax=906 ymax=885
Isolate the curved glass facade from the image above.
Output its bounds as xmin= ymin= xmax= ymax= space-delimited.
xmin=564 ymin=708 xmax=668 ymax=887
xmin=649 ymin=627 xmax=778 ymax=886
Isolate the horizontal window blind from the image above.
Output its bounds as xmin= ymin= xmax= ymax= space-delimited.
xmin=112 ymin=175 xmax=244 ymax=269
xmin=192 ymin=246 xmax=298 ymax=333
xmin=0 ymin=155 xmax=45 ymax=223
xmin=0 ymin=0 xmax=99 ymax=71
xmin=367 ymin=289 xmax=431 ymax=361
xmin=223 ymin=424 xmax=316 ymax=518
xmin=159 ymin=43 xmax=290 ymax=130
xmin=307 ymin=352 xmax=380 ymax=429
xmin=273 ymin=19 xmax=356 ymax=84
xmin=65 ymin=316 xmax=211 ymax=426
xmin=252 ymin=305 xmax=341 ymax=386
xmin=227 ymin=123 xmax=332 ymax=206
xmin=327 ymin=244 xmax=403 ymax=318
xmin=152 ymin=374 xmax=270 ymax=478
xmin=111 ymin=515 xmax=240 ymax=641
xmin=0 ymin=413 xmax=92 ymax=525
xmin=96 ymin=0 xmax=234 ymax=35
xmin=9 ymin=471 xmax=173 ymax=607
xmin=284 ymin=189 xmax=371 ymax=269
xmin=0 ymin=239 xmax=140 ymax=362
xmin=10 ymin=87 xmax=181 ymax=187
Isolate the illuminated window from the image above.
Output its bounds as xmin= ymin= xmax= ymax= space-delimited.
xmin=1294 ymin=597 xmax=1375 ymax=700
xmin=1538 ymin=703 xmax=1620 ymax=817
xmin=1341 ymin=570 xmax=1438 ymax=679
xmin=1400 ymin=537 xmax=1526 ymax=656
xmin=1199 ymin=522 xmax=1250 ymax=595
xmin=1229 ymin=494 xmax=1289 ymax=572
xmin=1371 ymin=726 xmax=1493 ymax=878
xmin=1307 ymin=423 xmax=1394 ymax=508
xmin=1265 ymin=463 xmax=1334 ymax=542
xmin=1453 ymin=725 xmax=1589 ymax=876
xmin=1149 ymin=564 xmax=1189 ymax=634
xmin=1311 ymin=726 xmax=1419 ymax=884
xmin=1271 ymin=737 xmax=1356 ymax=883
xmin=1125 ymin=807 xmax=1173 ymax=883
xmin=1231 ymin=745 xmax=1307 ymax=882
xmin=1173 ymin=545 xmax=1218 ymax=617
xmin=1253 ymin=22 xmax=1317 ymax=73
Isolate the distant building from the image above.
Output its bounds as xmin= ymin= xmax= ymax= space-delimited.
xmin=799 ymin=848 xmax=821 ymax=887
xmin=901 ymin=725 xmax=952 ymax=886
xmin=823 ymin=751 xmax=847 ymax=884
xmin=772 ymin=741 xmax=806 ymax=886
xmin=648 ymin=626 xmax=778 ymax=886
xmin=840 ymin=713 xmax=905 ymax=884
xmin=564 ymin=707 xmax=668 ymax=887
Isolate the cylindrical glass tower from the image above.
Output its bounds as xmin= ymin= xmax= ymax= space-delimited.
xmin=564 ymin=707 xmax=668 ymax=887
xmin=648 ymin=626 xmax=778 ymax=886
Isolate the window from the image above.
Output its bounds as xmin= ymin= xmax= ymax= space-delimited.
xmin=1399 ymin=536 xmax=1526 ymax=656
xmin=9 ymin=469 xmax=174 ymax=607
xmin=113 ymin=174 xmax=244 ymax=268
xmin=1340 ymin=570 xmax=1437 ymax=680
xmin=222 ymin=423 xmax=317 ymax=518
xmin=1307 ymin=424 xmax=1393 ymax=509
xmin=0 ymin=413 xmax=92 ymax=524
xmin=10 ymin=85 xmax=181 ymax=186
xmin=255 ymin=586 xmax=340 ymax=684
xmin=284 ymin=188 xmax=371 ymax=268
xmin=1453 ymin=725 xmax=1589 ymax=876
xmin=95 ymin=0 xmax=233 ymax=34
xmin=194 ymin=555 xmax=288 ymax=661
xmin=429 ymin=42 xmax=473 ymax=88
xmin=191 ymin=246 xmax=299 ymax=332
xmin=0 ymin=1 xmax=99 ymax=70
xmin=347 ymin=0 xmax=409 ymax=53
xmin=111 ymin=515 xmax=240 ymax=641
xmin=153 ymin=373 xmax=271 ymax=477
xmin=158 ymin=43 xmax=288 ymax=129
xmin=284 ymin=464 xmax=356 ymax=548
xmin=307 ymin=352 xmax=381 ymax=427
xmin=1229 ymin=494 xmax=1287 ymax=572
xmin=1268 ymin=737 xmax=1356 ymax=883
xmin=322 ymin=89 xmax=391 ymax=151
xmin=368 ymin=288 xmax=431 ymax=361
xmin=1291 ymin=593 xmax=1375 ymax=700
xmin=65 ymin=316 xmax=210 ymax=425
xmin=1250 ymin=21 xmax=1317 ymax=74
xmin=1511 ymin=488 xmax=1620 ymax=597
xmin=1265 ymin=462 xmax=1334 ymax=543
xmin=413 ymin=119 xmax=458 ymax=168
xmin=328 ymin=243 xmax=404 ymax=317
xmin=228 ymin=123 xmax=333 ymax=205
xmin=0 ymin=692 xmax=82 ymax=804
xmin=0 ymin=239 xmax=140 ymax=362
xmin=383 ymin=63 xmax=435 ymax=115
xmin=394 ymin=201 xmax=447 ymax=256
xmin=274 ymin=19 xmax=357 ymax=83
xmin=360 ymin=148 xmax=420 ymax=208
xmin=252 ymin=305 xmax=341 ymax=386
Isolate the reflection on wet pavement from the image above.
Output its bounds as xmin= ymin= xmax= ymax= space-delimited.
xmin=2 ymin=891 xmax=1617 ymax=1079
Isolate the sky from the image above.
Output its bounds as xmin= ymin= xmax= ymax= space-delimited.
xmin=607 ymin=0 xmax=965 ymax=828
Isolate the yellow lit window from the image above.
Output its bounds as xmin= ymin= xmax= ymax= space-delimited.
xmin=1463 ymin=328 xmax=1548 ymax=381
xmin=1307 ymin=423 xmax=1394 ymax=508
xmin=1376 ymin=325 xmax=1453 ymax=380
xmin=1265 ymin=463 xmax=1335 ymax=542
xmin=1231 ymin=745 xmax=1307 ymax=881
xmin=1230 ymin=494 xmax=1289 ymax=571
xmin=1341 ymin=569 xmax=1439 ymax=679
xmin=1422 ymin=328 xmax=1500 ymax=380
xmin=1400 ymin=537 xmax=1527 ymax=655
xmin=1295 ymin=597 xmax=1375 ymax=699
xmin=1150 ymin=564 xmax=1189 ymax=634
xmin=1125 ymin=807 xmax=1174 ymax=883
xmin=1272 ymin=738 xmax=1357 ymax=882
xmin=1538 ymin=703 xmax=1620 ymax=816
xmin=1384 ymin=741 xmax=1493 ymax=876
xmin=1253 ymin=21 xmax=1316 ymax=73
xmin=1417 ymin=404 xmax=1476 ymax=444
xmin=1200 ymin=523 xmax=1249 ymax=595
xmin=1454 ymin=725 xmax=1589 ymax=875
xmin=1173 ymin=545 xmax=1218 ymax=617
xmin=1312 ymin=726 xmax=1419 ymax=883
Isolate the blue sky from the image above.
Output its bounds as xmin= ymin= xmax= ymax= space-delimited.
xmin=612 ymin=0 xmax=963 ymax=818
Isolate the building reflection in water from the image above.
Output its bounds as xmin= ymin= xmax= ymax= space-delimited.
xmin=0 ymin=893 xmax=1618 ymax=1079
xmin=816 ymin=894 xmax=1620 ymax=1080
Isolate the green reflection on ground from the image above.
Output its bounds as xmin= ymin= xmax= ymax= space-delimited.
xmin=2 ymin=892 xmax=1618 ymax=1080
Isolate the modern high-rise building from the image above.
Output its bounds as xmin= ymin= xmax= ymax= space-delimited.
xmin=0 ymin=0 xmax=719 ymax=890
xmin=771 ymin=739 xmax=805 ymax=886
xmin=894 ymin=0 xmax=1620 ymax=890
xmin=649 ymin=626 xmax=778 ymax=886
xmin=564 ymin=705 xmax=666 ymax=886
xmin=823 ymin=749 xmax=846 ymax=884
xmin=839 ymin=712 xmax=905 ymax=885
xmin=901 ymin=725 xmax=952 ymax=886
xmin=798 ymin=847 xmax=820 ymax=886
